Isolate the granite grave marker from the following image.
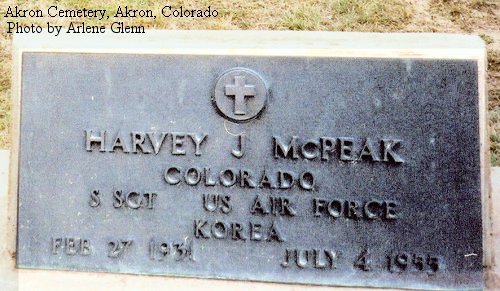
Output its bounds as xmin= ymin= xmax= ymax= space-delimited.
xmin=9 ymin=31 xmax=489 ymax=290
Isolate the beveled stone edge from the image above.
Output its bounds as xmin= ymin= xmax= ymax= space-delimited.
xmin=12 ymin=30 xmax=485 ymax=59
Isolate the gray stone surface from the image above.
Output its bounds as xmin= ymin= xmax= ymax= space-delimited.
xmin=16 ymin=53 xmax=482 ymax=289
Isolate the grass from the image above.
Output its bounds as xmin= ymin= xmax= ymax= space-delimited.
xmin=0 ymin=26 xmax=11 ymax=149
xmin=281 ymin=4 xmax=324 ymax=30
xmin=492 ymin=109 xmax=500 ymax=165
xmin=279 ymin=0 xmax=411 ymax=31
xmin=330 ymin=0 xmax=411 ymax=31
xmin=489 ymin=50 xmax=500 ymax=165
xmin=0 ymin=0 xmax=499 ymax=165
xmin=429 ymin=0 xmax=498 ymax=31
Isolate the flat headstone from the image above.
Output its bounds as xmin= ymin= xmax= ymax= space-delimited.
xmin=10 ymin=31 xmax=488 ymax=290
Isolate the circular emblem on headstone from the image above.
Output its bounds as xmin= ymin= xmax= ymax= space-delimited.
xmin=213 ymin=68 xmax=267 ymax=122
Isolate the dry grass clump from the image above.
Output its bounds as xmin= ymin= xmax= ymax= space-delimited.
xmin=489 ymin=50 xmax=500 ymax=164
xmin=429 ymin=0 xmax=498 ymax=31
xmin=279 ymin=0 xmax=413 ymax=31
xmin=491 ymin=109 xmax=500 ymax=165
xmin=329 ymin=0 xmax=412 ymax=31
xmin=0 ymin=29 xmax=12 ymax=149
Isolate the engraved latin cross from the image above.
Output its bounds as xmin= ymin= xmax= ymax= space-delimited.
xmin=224 ymin=76 xmax=256 ymax=115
